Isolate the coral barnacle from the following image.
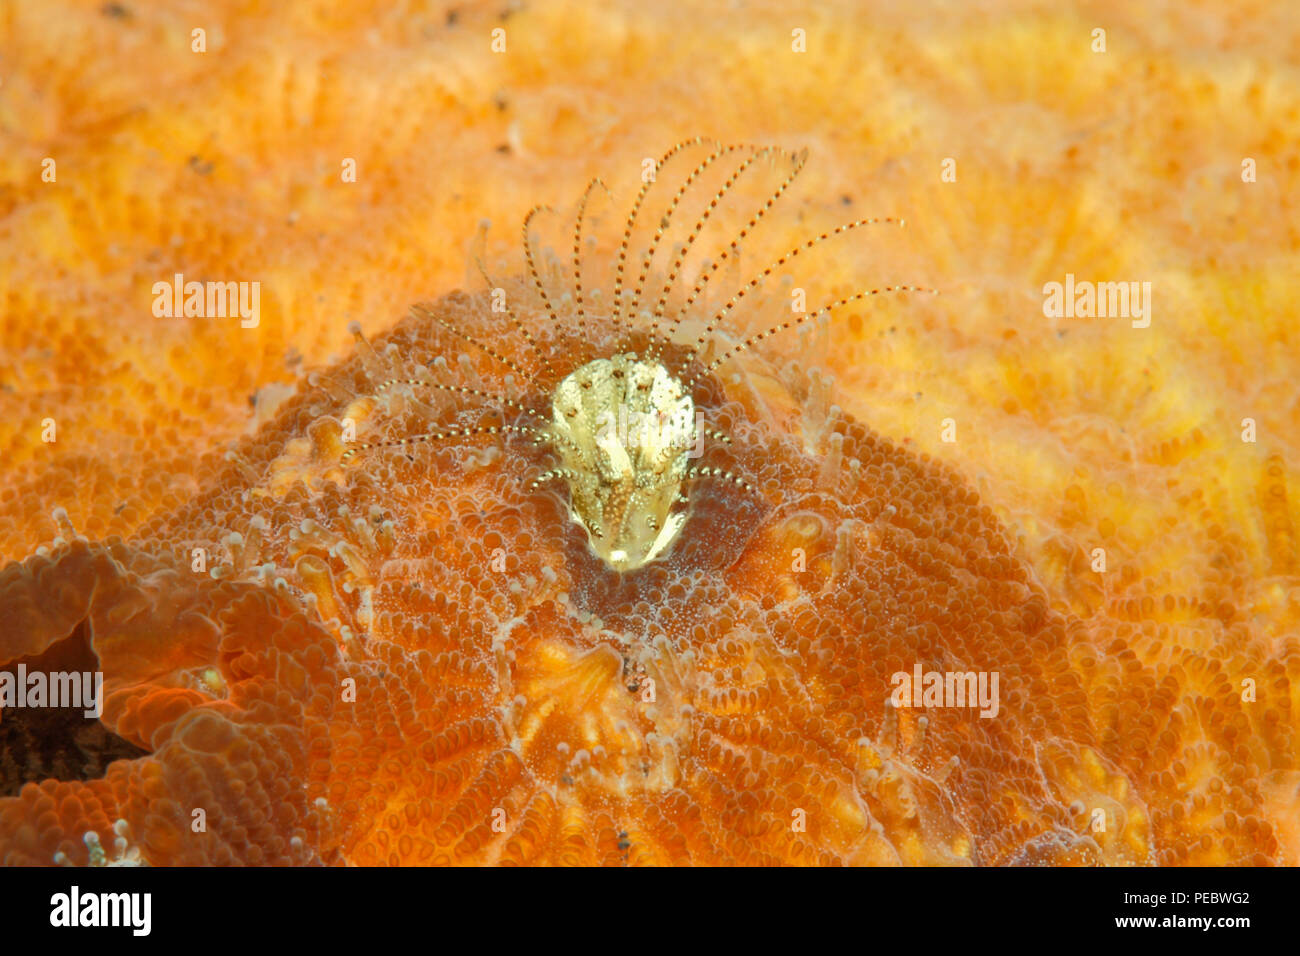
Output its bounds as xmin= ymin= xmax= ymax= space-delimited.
xmin=335 ymin=140 xmax=932 ymax=573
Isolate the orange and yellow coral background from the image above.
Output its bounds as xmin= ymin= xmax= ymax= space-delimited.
xmin=1 ymin=0 xmax=1298 ymax=864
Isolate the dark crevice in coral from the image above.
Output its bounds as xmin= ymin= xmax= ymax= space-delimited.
xmin=0 ymin=619 xmax=149 ymax=797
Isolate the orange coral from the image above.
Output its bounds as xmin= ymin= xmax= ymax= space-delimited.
xmin=4 ymin=138 xmax=1297 ymax=866
xmin=1 ymin=0 xmax=1298 ymax=867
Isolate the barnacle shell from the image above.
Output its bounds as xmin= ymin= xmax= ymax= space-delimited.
xmin=550 ymin=356 xmax=695 ymax=571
